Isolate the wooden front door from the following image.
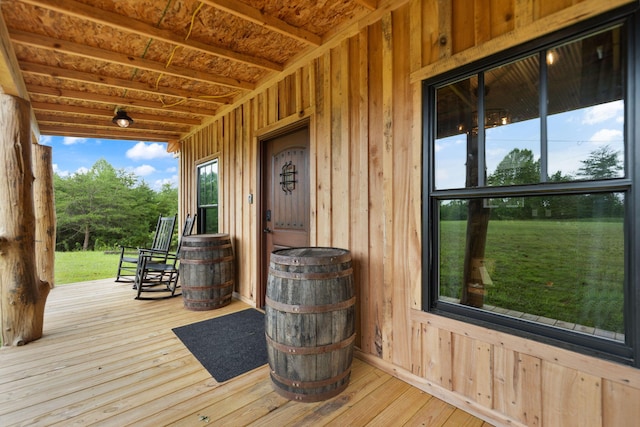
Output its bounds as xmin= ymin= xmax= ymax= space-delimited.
xmin=259 ymin=126 xmax=310 ymax=307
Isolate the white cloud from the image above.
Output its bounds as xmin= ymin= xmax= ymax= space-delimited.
xmin=39 ymin=135 xmax=53 ymax=145
xmin=589 ymin=129 xmax=623 ymax=145
xmin=166 ymin=166 xmax=177 ymax=173
xmin=126 ymin=142 xmax=171 ymax=161
xmin=53 ymin=163 xmax=70 ymax=177
xmin=153 ymin=175 xmax=178 ymax=190
xmin=75 ymin=166 xmax=89 ymax=175
xmin=582 ymin=101 xmax=624 ymax=125
xmin=63 ymin=137 xmax=88 ymax=146
xmin=134 ymin=165 xmax=156 ymax=176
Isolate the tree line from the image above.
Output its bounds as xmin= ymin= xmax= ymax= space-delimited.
xmin=441 ymin=146 xmax=624 ymax=221
xmin=54 ymin=159 xmax=178 ymax=251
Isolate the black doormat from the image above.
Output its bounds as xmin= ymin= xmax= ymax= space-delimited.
xmin=172 ymin=309 xmax=267 ymax=382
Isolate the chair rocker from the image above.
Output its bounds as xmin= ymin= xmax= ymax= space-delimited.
xmin=134 ymin=214 xmax=196 ymax=300
xmin=115 ymin=214 xmax=177 ymax=283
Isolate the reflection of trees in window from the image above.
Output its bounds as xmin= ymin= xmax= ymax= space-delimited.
xmin=487 ymin=148 xmax=540 ymax=186
xmin=427 ymin=18 xmax=633 ymax=361
xmin=577 ymin=145 xmax=623 ymax=179
xmin=197 ymin=160 xmax=219 ymax=234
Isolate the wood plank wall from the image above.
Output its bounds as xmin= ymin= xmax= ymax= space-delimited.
xmin=178 ymin=0 xmax=640 ymax=425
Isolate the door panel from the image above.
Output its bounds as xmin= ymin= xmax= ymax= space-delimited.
xmin=260 ymin=126 xmax=310 ymax=307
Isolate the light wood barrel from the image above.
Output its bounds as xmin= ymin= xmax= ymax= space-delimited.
xmin=265 ymin=247 xmax=355 ymax=402
xmin=179 ymin=234 xmax=234 ymax=311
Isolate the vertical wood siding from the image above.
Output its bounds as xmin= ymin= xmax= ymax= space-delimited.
xmin=178 ymin=0 xmax=640 ymax=425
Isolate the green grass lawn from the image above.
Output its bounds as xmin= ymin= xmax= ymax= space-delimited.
xmin=56 ymin=219 xmax=624 ymax=333
xmin=440 ymin=219 xmax=624 ymax=333
xmin=54 ymin=251 xmax=122 ymax=285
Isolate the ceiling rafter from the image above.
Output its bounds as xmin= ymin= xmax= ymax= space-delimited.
xmin=30 ymin=101 xmax=202 ymax=126
xmin=20 ymin=62 xmax=234 ymax=106
xmin=19 ymin=0 xmax=284 ymax=72
xmin=200 ymin=0 xmax=322 ymax=46
xmin=36 ymin=111 xmax=190 ymax=133
xmin=0 ymin=0 xmax=375 ymax=143
xmin=38 ymin=125 xmax=180 ymax=142
xmin=10 ymin=29 xmax=256 ymax=91
xmin=40 ymin=120 xmax=183 ymax=135
xmin=0 ymin=10 xmax=40 ymax=139
xmin=355 ymin=0 xmax=378 ymax=10
xmin=27 ymin=84 xmax=219 ymax=116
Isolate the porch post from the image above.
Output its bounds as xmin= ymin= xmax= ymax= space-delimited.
xmin=0 ymin=93 xmax=50 ymax=346
xmin=32 ymin=143 xmax=56 ymax=289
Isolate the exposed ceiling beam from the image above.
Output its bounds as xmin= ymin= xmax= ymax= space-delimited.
xmin=10 ymin=29 xmax=256 ymax=91
xmin=20 ymin=62 xmax=234 ymax=105
xmin=201 ymin=0 xmax=322 ymax=46
xmin=19 ymin=0 xmax=284 ymax=72
xmin=30 ymin=101 xmax=202 ymax=126
xmin=38 ymin=125 xmax=177 ymax=142
xmin=355 ymin=0 xmax=378 ymax=10
xmin=39 ymin=122 xmax=182 ymax=138
xmin=0 ymin=9 xmax=40 ymax=139
xmin=27 ymin=84 xmax=219 ymax=116
xmin=35 ymin=112 xmax=192 ymax=133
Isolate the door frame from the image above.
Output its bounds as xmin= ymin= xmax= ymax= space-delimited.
xmin=256 ymin=116 xmax=313 ymax=308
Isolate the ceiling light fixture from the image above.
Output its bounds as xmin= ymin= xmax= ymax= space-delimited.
xmin=112 ymin=109 xmax=134 ymax=128
xmin=457 ymin=108 xmax=511 ymax=133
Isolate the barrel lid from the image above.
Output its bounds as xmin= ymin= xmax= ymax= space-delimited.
xmin=270 ymin=247 xmax=350 ymax=265
xmin=183 ymin=233 xmax=230 ymax=242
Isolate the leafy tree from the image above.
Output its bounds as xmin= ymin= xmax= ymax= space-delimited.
xmin=577 ymin=145 xmax=623 ymax=179
xmin=487 ymin=149 xmax=540 ymax=219
xmin=487 ymin=148 xmax=540 ymax=186
xmin=155 ymin=183 xmax=179 ymax=219
xmin=54 ymin=159 xmax=172 ymax=251
xmin=575 ymin=146 xmax=624 ymax=219
xmin=440 ymin=200 xmax=467 ymax=221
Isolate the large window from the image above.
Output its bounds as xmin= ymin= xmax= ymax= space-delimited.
xmin=197 ymin=159 xmax=219 ymax=234
xmin=423 ymin=11 xmax=638 ymax=365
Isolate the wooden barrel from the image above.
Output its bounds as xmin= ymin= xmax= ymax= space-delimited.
xmin=265 ymin=247 xmax=355 ymax=402
xmin=179 ymin=234 xmax=234 ymax=311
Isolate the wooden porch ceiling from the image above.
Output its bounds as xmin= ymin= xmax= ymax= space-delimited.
xmin=0 ymin=0 xmax=377 ymax=144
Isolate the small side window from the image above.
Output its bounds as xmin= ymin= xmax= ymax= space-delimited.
xmin=197 ymin=159 xmax=219 ymax=234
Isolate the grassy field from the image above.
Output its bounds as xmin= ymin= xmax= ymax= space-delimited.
xmin=55 ymin=219 xmax=624 ymax=334
xmin=440 ymin=220 xmax=624 ymax=333
xmin=55 ymin=251 xmax=121 ymax=285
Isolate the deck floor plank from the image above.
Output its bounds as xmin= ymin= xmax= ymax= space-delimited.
xmin=0 ymin=279 xmax=492 ymax=426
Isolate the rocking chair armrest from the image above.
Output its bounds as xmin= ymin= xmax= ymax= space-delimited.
xmin=118 ymin=245 xmax=139 ymax=255
xmin=164 ymin=253 xmax=179 ymax=263
xmin=138 ymin=248 xmax=170 ymax=256
xmin=137 ymin=248 xmax=171 ymax=264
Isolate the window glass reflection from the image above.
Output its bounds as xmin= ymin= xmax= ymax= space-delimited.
xmin=547 ymin=27 xmax=625 ymax=181
xmin=438 ymin=193 xmax=625 ymax=340
xmin=484 ymin=55 xmax=540 ymax=186
xmin=434 ymin=77 xmax=477 ymax=189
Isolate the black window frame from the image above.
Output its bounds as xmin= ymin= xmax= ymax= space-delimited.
xmin=422 ymin=6 xmax=640 ymax=367
xmin=196 ymin=158 xmax=219 ymax=234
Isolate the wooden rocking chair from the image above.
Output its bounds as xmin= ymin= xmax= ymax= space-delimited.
xmin=134 ymin=214 xmax=196 ymax=300
xmin=115 ymin=214 xmax=177 ymax=283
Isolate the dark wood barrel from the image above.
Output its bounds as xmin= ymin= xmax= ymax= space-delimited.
xmin=179 ymin=233 xmax=234 ymax=311
xmin=265 ymin=247 xmax=355 ymax=402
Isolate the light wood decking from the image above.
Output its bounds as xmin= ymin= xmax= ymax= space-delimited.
xmin=0 ymin=279 xmax=492 ymax=426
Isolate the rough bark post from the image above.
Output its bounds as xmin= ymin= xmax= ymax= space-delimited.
xmin=461 ymin=132 xmax=490 ymax=308
xmin=32 ymin=143 xmax=56 ymax=289
xmin=0 ymin=94 xmax=50 ymax=346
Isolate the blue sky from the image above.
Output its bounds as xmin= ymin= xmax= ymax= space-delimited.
xmin=434 ymin=100 xmax=625 ymax=189
xmin=39 ymin=135 xmax=179 ymax=190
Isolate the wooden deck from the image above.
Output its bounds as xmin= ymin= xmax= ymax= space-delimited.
xmin=0 ymin=279 xmax=491 ymax=426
